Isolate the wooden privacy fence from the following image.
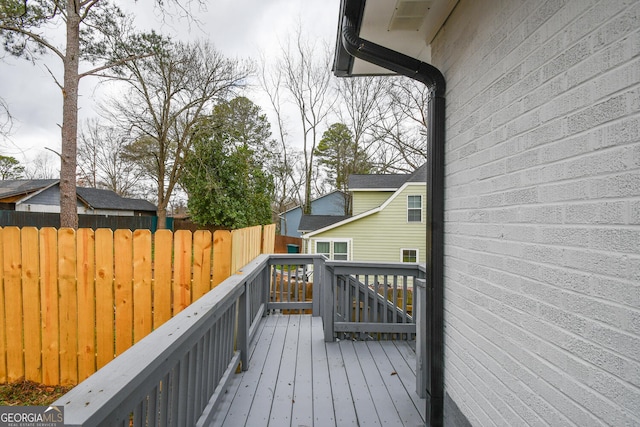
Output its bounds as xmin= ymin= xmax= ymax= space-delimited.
xmin=0 ymin=223 xmax=276 ymax=386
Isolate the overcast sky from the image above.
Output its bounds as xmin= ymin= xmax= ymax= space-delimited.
xmin=0 ymin=0 xmax=340 ymax=166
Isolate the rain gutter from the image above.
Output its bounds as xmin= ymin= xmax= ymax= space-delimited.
xmin=334 ymin=4 xmax=446 ymax=426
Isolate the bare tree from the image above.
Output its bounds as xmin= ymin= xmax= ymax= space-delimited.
xmin=370 ymin=77 xmax=429 ymax=172
xmin=277 ymin=28 xmax=335 ymax=214
xmin=24 ymin=151 xmax=59 ymax=179
xmin=0 ymin=97 xmax=12 ymax=137
xmin=108 ymin=38 xmax=252 ymax=228
xmin=77 ymin=119 xmax=143 ymax=197
xmin=334 ymin=75 xmax=390 ymax=161
xmin=257 ymin=53 xmax=303 ymax=220
xmin=0 ymin=0 xmax=205 ymax=228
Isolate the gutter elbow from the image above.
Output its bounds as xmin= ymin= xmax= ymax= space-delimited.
xmin=340 ymin=15 xmax=445 ymax=97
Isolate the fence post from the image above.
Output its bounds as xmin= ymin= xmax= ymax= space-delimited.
xmin=323 ymin=263 xmax=335 ymax=342
xmin=415 ymin=278 xmax=427 ymax=398
xmin=238 ymin=283 xmax=250 ymax=371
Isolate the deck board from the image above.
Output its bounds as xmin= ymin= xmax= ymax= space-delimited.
xmin=380 ymin=340 xmax=426 ymax=420
xmin=353 ymin=341 xmax=404 ymax=427
xmin=291 ymin=315 xmax=313 ymax=427
xmin=311 ymin=317 xmax=337 ymax=427
xmin=210 ymin=314 xmax=425 ymax=427
xmin=269 ymin=315 xmax=298 ymax=426
xmin=368 ymin=341 xmax=424 ymax=426
xmin=341 ymin=340 xmax=383 ymax=426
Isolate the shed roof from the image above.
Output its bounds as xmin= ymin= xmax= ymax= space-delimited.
xmin=76 ymin=187 xmax=156 ymax=212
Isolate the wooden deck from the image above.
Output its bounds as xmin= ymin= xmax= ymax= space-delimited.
xmin=210 ymin=314 xmax=425 ymax=427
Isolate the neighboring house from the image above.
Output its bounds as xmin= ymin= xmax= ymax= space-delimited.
xmin=279 ymin=190 xmax=347 ymax=237
xmin=302 ymin=165 xmax=426 ymax=263
xmin=0 ymin=179 xmax=156 ymax=216
xmin=335 ymin=1 xmax=639 ymax=427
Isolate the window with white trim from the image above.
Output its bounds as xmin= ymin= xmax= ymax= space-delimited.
xmin=315 ymin=239 xmax=350 ymax=261
xmin=407 ymin=195 xmax=422 ymax=222
xmin=402 ymin=248 xmax=418 ymax=263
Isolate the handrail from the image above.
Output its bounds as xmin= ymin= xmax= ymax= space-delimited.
xmin=54 ymin=255 xmax=272 ymax=426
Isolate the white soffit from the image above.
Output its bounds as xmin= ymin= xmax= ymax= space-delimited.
xmin=350 ymin=0 xmax=458 ymax=75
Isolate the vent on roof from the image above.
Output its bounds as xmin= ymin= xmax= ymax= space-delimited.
xmin=388 ymin=0 xmax=432 ymax=31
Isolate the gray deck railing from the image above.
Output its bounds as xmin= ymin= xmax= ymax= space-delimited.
xmin=54 ymin=255 xmax=272 ymax=427
xmin=322 ymin=261 xmax=426 ymax=342
xmin=54 ymin=254 xmax=427 ymax=425
xmin=266 ymin=254 xmax=326 ymax=315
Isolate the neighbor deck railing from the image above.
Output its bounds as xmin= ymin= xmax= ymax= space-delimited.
xmin=55 ymin=254 xmax=427 ymax=425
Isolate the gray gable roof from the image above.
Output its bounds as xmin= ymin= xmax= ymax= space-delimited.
xmin=406 ymin=163 xmax=427 ymax=183
xmin=348 ymin=173 xmax=408 ymax=190
xmin=0 ymin=179 xmax=58 ymax=199
xmin=348 ymin=163 xmax=426 ymax=190
xmin=76 ymin=187 xmax=156 ymax=212
xmin=298 ymin=214 xmax=350 ymax=232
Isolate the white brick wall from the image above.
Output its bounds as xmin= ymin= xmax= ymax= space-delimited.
xmin=432 ymin=0 xmax=640 ymax=425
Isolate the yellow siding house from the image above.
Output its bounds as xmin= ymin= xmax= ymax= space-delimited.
xmin=302 ymin=165 xmax=426 ymax=263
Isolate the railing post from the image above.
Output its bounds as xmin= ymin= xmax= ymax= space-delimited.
xmin=415 ymin=278 xmax=427 ymax=397
xmin=262 ymin=262 xmax=270 ymax=316
xmin=312 ymin=257 xmax=323 ymax=317
xmin=323 ymin=263 xmax=335 ymax=342
xmin=238 ymin=283 xmax=250 ymax=371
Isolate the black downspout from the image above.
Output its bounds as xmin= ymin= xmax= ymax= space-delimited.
xmin=340 ymin=15 xmax=446 ymax=427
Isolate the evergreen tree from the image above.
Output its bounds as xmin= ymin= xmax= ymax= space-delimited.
xmin=181 ymin=98 xmax=274 ymax=228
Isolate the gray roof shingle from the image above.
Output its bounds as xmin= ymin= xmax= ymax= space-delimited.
xmin=298 ymin=214 xmax=350 ymax=232
xmin=76 ymin=187 xmax=156 ymax=212
xmin=348 ymin=163 xmax=426 ymax=189
xmin=0 ymin=179 xmax=58 ymax=198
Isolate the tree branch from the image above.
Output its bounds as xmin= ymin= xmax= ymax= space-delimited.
xmin=0 ymin=24 xmax=65 ymax=59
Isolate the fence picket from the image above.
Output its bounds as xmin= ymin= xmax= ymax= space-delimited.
xmin=114 ymin=229 xmax=133 ymax=356
xmin=77 ymin=228 xmax=96 ymax=381
xmin=95 ymin=229 xmax=114 ymax=370
xmin=40 ymin=228 xmax=59 ymax=384
xmin=133 ymin=230 xmax=152 ymax=343
xmin=0 ymin=229 xmax=5 ymax=383
xmin=262 ymin=224 xmax=276 ymax=254
xmin=21 ymin=227 xmax=41 ymax=383
xmin=213 ymin=230 xmax=231 ymax=287
xmin=173 ymin=230 xmax=192 ymax=315
xmin=153 ymin=230 xmax=173 ymax=329
xmin=192 ymin=230 xmax=212 ymax=301
xmin=4 ymin=227 xmax=23 ymax=382
xmin=0 ymin=224 xmax=274 ymax=386
xmin=58 ymin=228 xmax=78 ymax=385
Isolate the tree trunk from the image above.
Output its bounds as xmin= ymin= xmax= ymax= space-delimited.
xmin=59 ymin=2 xmax=81 ymax=229
xmin=157 ymin=178 xmax=167 ymax=229
xmin=157 ymin=205 xmax=167 ymax=230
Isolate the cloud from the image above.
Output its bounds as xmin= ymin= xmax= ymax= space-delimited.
xmin=0 ymin=0 xmax=340 ymax=163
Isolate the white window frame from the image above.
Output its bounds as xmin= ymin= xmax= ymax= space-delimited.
xmin=401 ymin=248 xmax=419 ymax=263
xmin=407 ymin=195 xmax=423 ymax=223
xmin=314 ymin=238 xmax=351 ymax=261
